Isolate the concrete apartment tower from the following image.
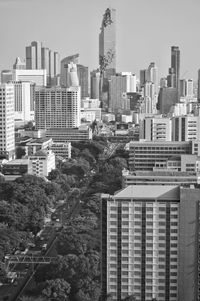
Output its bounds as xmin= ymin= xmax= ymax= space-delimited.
xmin=0 ymin=83 xmax=15 ymax=160
xmin=35 ymin=64 xmax=81 ymax=130
xmin=101 ymin=185 xmax=200 ymax=301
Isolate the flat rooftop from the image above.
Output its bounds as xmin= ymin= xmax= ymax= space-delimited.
xmin=113 ymin=185 xmax=180 ymax=200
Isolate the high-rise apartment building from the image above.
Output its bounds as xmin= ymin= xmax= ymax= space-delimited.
xmin=101 ymin=185 xmax=200 ymax=301
xmin=11 ymin=81 xmax=33 ymax=122
xmin=35 ymin=86 xmax=81 ymax=130
xmin=99 ymin=7 xmax=116 ymax=76
xmin=0 ymin=83 xmax=15 ymax=160
xmin=109 ymin=73 xmax=136 ymax=113
xmin=172 ymin=115 xmax=200 ymax=141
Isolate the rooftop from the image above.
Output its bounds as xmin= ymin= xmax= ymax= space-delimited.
xmin=113 ymin=185 xmax=180 ymax=200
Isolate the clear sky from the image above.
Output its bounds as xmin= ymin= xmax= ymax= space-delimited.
xmin=0 ymin=0 xmax=200 ymax=80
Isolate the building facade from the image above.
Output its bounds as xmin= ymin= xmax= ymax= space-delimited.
xmin=101 ymin=185 xmax=200 ymax=301
xmin=13 ymin=69 xmax=47 ymax=86
xmin=35 ymin=86 xmax=81 ymax=130
xmin=0 ymin=83 xmax=15 ymax=160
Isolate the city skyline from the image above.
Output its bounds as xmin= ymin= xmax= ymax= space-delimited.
xmin=0 ymin=0 xmax=200 ymax=80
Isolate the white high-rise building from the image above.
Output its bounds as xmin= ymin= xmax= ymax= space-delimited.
xmin=35 ymin=86 xmax=81 ymax=130
xmin=11 ymin=81 xmax=34 ymax=122
xmin=0 ymin=83 xmax=15 ymax=160
xmin=13 ymin=69 xmax=47 ymax=86
xmin=109 ymin=72 xmax=136 ymax=112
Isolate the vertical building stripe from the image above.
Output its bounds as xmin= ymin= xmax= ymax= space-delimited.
xmin=117 ymin=203 xmax=122 ymax=301
xmin=141 ymin=202 xmax=146 ymax=300
xmin=165 ymin=203 xmax=171 ymax=300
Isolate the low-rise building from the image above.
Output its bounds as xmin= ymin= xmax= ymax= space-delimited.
xmin=50 ymin=142 xmax=71 ymax=159
xmin=28 ymin=149 xmax=55 ymax=177
xmin=45 ymin=125 xmax=92 ymax=142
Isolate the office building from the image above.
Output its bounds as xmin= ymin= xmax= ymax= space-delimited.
xmin=26 ymin=41 xmax=42 ymax=69
xmin=13 ymin=57 xmax=26 ymax=70
xmin=35 ymin=86 xmax=81 ymax=130
xmin=129 ymin=141 xmax=191 ymax=171
xmin=101 ymin=185 xmax=200 ymax=301
xmin=109 ymin=73 xmax=136 ymax=113
xmin=45 ymin=125 xmax=92 ymax=142
xmin=172 ymin=115 xmax=200 ymax=141
xmin=99 ymin=7 xmax=116 ymax=76
xmin=0 ymin=83 xmax=15 ymax=160
xmin=140 ymin=69 xmax=148 ymax=88
xmin=28 ymin=149 xmax=55 ymax=177
xmin=26 ymin=41 xmax=60 ymax=86
xmin=140 ymin=116 xmax=172 ymax=141
xmin=157 ymin=87 xmax=178 ymax=114
xmin=26 ymin=137 xmax=53 ymax=156
xmin=1 ymin=70 xmax=13 ymax=84
xmin=90 ymin=69 xmax=100 ymax=99
xmin=13 ymin=69 xmax=47 ymax=86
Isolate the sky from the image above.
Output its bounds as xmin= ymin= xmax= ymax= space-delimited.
xmin=0 ymin=0 xmax=200 ymax=80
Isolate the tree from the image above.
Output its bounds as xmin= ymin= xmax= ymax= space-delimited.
xmin=16 ymin=147 xmax=26 ymax=159
xmin=42 ymin=278 xmax=71 ymax=301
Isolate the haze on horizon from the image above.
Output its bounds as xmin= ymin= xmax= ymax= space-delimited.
xmin=0 ymin=0 xmax=200 ymax=80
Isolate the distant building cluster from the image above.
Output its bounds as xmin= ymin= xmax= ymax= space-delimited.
xmin=0 ymin=6 xmax=200 ymax=301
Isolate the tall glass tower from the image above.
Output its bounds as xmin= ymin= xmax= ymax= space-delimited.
xmin=171 ymin=46 xmax=180 ymax=91
xmin=99 ymin=7 xmax=116 ymax=77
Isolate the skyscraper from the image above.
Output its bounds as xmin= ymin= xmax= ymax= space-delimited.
xmin=171 ymin=46 xmax=180 ymax=91
xmin=109 ymin=72 xmax=136 ymax=113
xmin=0 ymin=83 xmax=15 ymax=160
xmin=26 ymin=41 xmax=60 ymax=86
xmin=99 ymin=7 xmax=116 ymax=76
xmin=26 ymin=41 xmax=42 ymax=69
